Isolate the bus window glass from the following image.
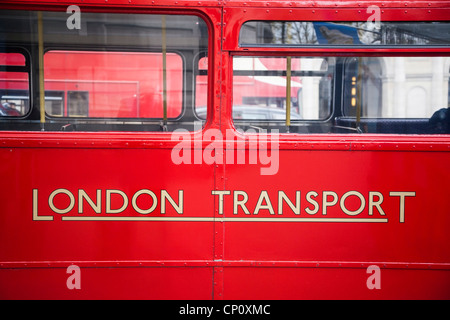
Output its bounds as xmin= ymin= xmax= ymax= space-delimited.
xmin=0 ymin=53 xmax=26 ymax=66
xmin=195 ymin=56 xmax=208 ymax=120
xmin=44 ymin=51 xmax=183 ymax=119
xmin=240 ymin=21 xmax=450 ymax=46
xmin=67 ymin=91 xmax=89 ymax=117
xmin=44 ymin=91 xmax=64 ymax=117
xmin=233 ymin=55 xmax=450 ymax=134
xmin=0 ymin=52 xmax=30 ymax=117
xmin=342 ymin=56 xmax=450 ymax=120
xmin=232 ymin=56 xmax=334 ymax=122
xmin=0 ymin=10 xmax=208 ymax=131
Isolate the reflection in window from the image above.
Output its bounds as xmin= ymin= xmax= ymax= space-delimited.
xmin=233 ymin=56 xmax=334 ymax=122
xmin=343 ymin=57 xmax=383 ymax=118
xmin=241 ymin=21 xmax=450 ymax=46
xmin=0 ymin=88 xmax=29 ymax=116
xmin=68 ymin=91 xmax=89 ymax=117
xmin=44 ymin=51 xmax=183 ymax=119
xmin=44 ymin=91 xmax=64 ymax=117
xmin=195 ymin=55 xmax=208 ymax=119
xmin=233 ymin=56 xmax=450 ymax=134
xmin=0 ymin=52 xmax=30 ymax=117
xmin=0 ymin=10 xmax=208 ymax=131
xmin=343 ymin=57 xmax=450 ymax=119
xmin=0 ymin=52 xmax=26 ymax=66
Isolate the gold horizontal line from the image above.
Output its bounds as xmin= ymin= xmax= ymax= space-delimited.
xmin=62 ymin=216 xmax=214 ymax=222
xmin=220 ymin=218 xmax=388 ymax=223
xmin=61 ymin=217 xmax=388 ymax=223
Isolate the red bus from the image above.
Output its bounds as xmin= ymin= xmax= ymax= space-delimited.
xmin=0 ymin=0 xmax=449 ymax=300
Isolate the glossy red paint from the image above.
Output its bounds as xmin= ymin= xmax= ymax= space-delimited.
xmin=0 ymin=0 xmax=450 ymax=300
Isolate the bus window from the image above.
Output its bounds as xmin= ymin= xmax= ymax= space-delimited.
xmin=0 ymin=10 xmax=208 ymax=131
xmin=67 ymin=91 xmax=89 ymax=117
xmin=237 ymin=20 xmax=450 ymax=134
xmin=232 ymin=56 xmax=334 ymax=130
xmin=195 ymin=55 xmax=208 ymax=120
xmin=233 ymin=55 xmax=450 ymax=134
xmin=343 ymin=57 xmax=450 ymax=119
xmin=240 ymin=21 xmax=450 ymax=46
xmin=44 ymin=91 xmax=64 ymax=117
xmin=340 ymin=56 xmax=450 ymax=134
xmin=0 ymin=52 xmax=30 ymax=117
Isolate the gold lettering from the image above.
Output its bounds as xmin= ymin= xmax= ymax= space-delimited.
xmin=233 ymin=191 xmax=250 ymax=215
xmin=254 ymin=191 xmax=274 ymax=215
xmin=78 ymin=189 xmax=101 ymax=214
xmin=278 ymin=191 xmax=300 ymax=215
xmin=49 ymin=189 xmax=75 ymax=214
xmin=106 ymin=189 xmax=128 ymax=214
xmin=131 ymin=189 xmax=157 ymax=214
xmin=161 ymin=190 xmax=184 ymax=214
xmin=389 ymin=191 xmax=416 ymax=223
xmin=369 ymin=191 xmax=385 ymax=216
xmin=305 ymin=191 xmax=319 ymax=215
xmin=322 ymin=191 xmax=338 ymax=215
xmin=340 ymin=191 xmax=366 ymax=216
xmin=211 ymin=190 xmax=230 ymax=215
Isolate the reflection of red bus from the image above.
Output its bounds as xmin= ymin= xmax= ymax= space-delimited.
xmin=232 ymin=57 xmax=302 ymax=112
xmin=199 ymin=56 xmax=304 ymax=117
xmin=2 ymin=51 xmax=302 ymax=122
xmin=1 ymin=0 xmax=450 ymax=302
xmin=1 ymin=51 xmax=183 ymax=119
xmin=44 ymin=51 xmax=183 ymax=118
xmin=4 ymin=52 xmax=305 ymax=120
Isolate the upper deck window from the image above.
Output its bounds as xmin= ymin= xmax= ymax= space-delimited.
xmin=0 ymin=10 xmax=208 ymax=131
xmin=232 ymin=54 xmax=450 ymax=134
xmin=235 ymin=20 xmax=450 ymax=134
xmin=240 ymin=21 xmax=450 ymax=46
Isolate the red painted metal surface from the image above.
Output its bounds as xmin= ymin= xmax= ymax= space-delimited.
xmin=1 ymin=0 xmax=450 ymax=300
